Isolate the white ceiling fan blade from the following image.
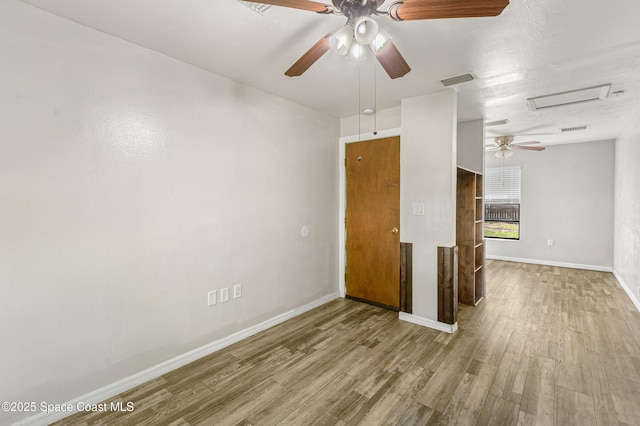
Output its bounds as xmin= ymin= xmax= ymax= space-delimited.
xmin=513 ymin=145 xmax=545 ymax=151
xmin=511 ymin=140 xmax=541 ymax=146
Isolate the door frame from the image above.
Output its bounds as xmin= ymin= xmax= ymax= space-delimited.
xmin=339 ymin=127 xmax=402 ymax=299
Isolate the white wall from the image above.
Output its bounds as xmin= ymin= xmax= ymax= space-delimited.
xmin=340 ymin=106 xmax=401 ymax=138
xmin=401 ymin=90 xmax=458 ymax=321
xmin=614 ymin=118 xmax=640 ymax=309
xmin=0 ymin=2 xmax=339 ymax=423
xmin=457 ymin=119 xmax=485 ymax=173
xmin=485 ymin=140 xmax=615 ymax=270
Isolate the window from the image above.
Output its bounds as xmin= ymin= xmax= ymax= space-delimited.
xmin=484 ymin=166 xmax=521 ymax=240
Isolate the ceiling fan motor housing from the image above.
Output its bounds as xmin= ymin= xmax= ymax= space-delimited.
xmin=332 ymin=0 xmax=385 ymax=23
xmin=496 ymin=135 xmax=514 ymax=146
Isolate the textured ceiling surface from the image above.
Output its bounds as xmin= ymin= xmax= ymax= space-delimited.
xmin=18 ymin=0 xmax=640 ymax=145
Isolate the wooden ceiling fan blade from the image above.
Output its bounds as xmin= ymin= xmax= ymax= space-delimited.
xmin=285 ymin=33 xmax=332 ymax=77
xmin=375 ymin=41 xmax=411 ymax=79
xmin=513 ymin=145 xmax=545 ymax=151
xmin=241 ymin=0 xmax=331 ymax=13
xmin=392 ymin=0 xmax=510 ymax=21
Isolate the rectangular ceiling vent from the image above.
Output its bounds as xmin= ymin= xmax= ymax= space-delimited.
xmin=486 ymin=119 xmax=509 ymax=127
xmin=237 ymin=1 xmax=271 ymax=15
xmin=441 ymin=73 xmax=474 ymax=87
xmin=527 ymin=84 xmax=611 ymax=111
xmin=561 ymin=124 xmax=590 ymax=132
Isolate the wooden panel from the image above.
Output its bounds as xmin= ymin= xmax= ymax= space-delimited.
xmin=476 ymin=174 xmax=483 ymax=198
xmin=457 ymin=169 xmax=476 ymax=210
xmin=400 ymin=242 xmax=413 ymax=314
xmin=475 ymin=198 xmax=483 ymax=221
xmin=475 ymin=267 xmax=485 ymax=303
xmin=476 ymin=243 xmax=485 ymax=300
xmin=458 ymin=245 xmax=475 ymax=305
xmin=437 ymin=246 xmax=458 ymax=324
xmin=346 ymin=137 xmax=400 ymax=309
xmin=475 ymin=221 xmax=483 ymax=241
xmin=475 ymin=242 xmax=483 ymax=271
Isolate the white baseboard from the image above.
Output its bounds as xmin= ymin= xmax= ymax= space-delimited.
xmin=613 ymin=270 xmax=640 ymax=312
xmin=399 ymin=312 xmax=458 ymax=334
xmin=14 ymin=292 xmax=340 ymax=426
xmin=486 ymin=255 xmax=613 ymax=273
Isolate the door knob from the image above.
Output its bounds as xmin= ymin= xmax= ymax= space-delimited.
xmin=391 ymin=227 xmax=399 ymax=234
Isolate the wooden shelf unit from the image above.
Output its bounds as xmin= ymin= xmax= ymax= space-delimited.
xmin=456 ymin=167 xmax=485 ymax=306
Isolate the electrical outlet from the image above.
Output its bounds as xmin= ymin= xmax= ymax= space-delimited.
xmin=547 ymin=239 xmax=554 ymax=247
xmin=221 ymin=287 xmax=229 ymax=303
xmin=207 ymin=290 xmax=216 ymax=307
xmin=234 ymin=283 xmax=242 ymax=299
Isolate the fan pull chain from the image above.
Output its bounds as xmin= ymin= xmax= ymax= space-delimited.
xmin=358 ymin=55 xmax=361 ymax=142
xmin=373 ymin=57 xmax=377 ymax=135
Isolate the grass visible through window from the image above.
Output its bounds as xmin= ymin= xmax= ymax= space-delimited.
xmin=484 ymin=221 xmax=520 ymax=240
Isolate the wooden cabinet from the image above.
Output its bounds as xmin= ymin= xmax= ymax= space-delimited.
xmin=456 ymin=167 xmax=485 ymax=306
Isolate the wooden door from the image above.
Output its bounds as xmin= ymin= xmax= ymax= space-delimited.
xmin=345 ymin=136 xmax=400 ymax=309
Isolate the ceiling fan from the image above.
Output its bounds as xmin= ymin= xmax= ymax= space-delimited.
xmin=242 ymin=0 xmax=510 ymax=79
xmin=486 ymin=135 xmax=545 ymax=158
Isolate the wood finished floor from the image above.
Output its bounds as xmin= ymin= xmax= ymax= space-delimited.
xmin=53 ymin=260 xmax=640 ymax=425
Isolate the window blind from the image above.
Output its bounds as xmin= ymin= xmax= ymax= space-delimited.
xmin=485 ymin=166 xmax=521 ymax=203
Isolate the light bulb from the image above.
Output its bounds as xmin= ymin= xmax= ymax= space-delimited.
xmin=495 ymin=148 xmax=513 ymax=158
xmin=371 ymin=28 xmax=391 ymax=53
xmin=345 ymin=42 xmax=367 ymax=61
xmin=354 ymin=17 xmax=379 ymax=45
xmin=329 ymin=25 xmax=354 ymax=56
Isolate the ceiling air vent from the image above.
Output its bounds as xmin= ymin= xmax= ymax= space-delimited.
xmin=527 ymin=84 xmax=610 ymax=111
xmin=561 ymin=125 xmax=590 ymax=133
xmin=486 ymin=119 xmax=509 ymax=127
xmin=440 ymin=73 xmax=474 ymax=87
xmin=237 ymin=1 xmax=271 ymax=15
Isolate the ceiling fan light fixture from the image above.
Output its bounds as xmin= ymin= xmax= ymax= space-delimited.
xmin=329 ymin=25 xmax=354 ymax=56
xmin=495 ymin=148 xmax=513 ymax=159
xmin=370 ymin=28 xmax=392 ymax=53
xmin=345 ymin=41 xmax=367 ymax=61
xmin=354 ymin=16 xmax=379 ymax=45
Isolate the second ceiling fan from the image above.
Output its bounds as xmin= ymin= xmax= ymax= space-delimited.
xmin=486 ymin=136 xmax=546 ymax=158
xmin=243 ymin=0 xmax=510 ymax=79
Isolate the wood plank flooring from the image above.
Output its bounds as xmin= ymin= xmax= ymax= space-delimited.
xmin=53 ymin=260 xmax=640 ymax=425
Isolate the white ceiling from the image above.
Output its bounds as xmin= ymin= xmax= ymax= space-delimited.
xmin=18 ymin=0 xmax=640 ymax=146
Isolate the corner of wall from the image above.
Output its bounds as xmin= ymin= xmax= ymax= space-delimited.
xmin=613 ymin=270 xmax=640 ymax=312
